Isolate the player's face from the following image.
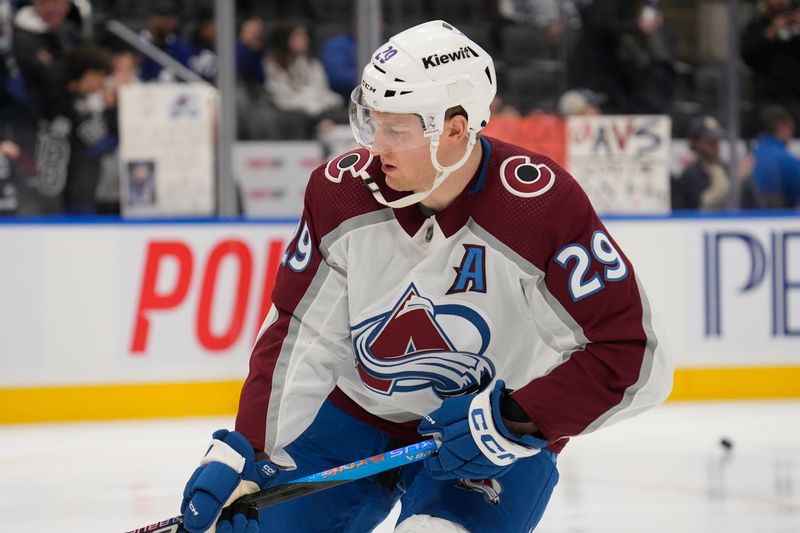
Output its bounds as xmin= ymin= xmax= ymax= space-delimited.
xmin=367 ymin=112 xmax=436 ymax=192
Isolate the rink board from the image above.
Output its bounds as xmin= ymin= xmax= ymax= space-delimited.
xmin=0 ymin=213 xmax=798 ymax=422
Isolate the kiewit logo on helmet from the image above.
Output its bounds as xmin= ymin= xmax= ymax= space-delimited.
xmin=422 ymin=46 xmax=479 ymax=69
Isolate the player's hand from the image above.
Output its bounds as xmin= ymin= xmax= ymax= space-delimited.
xmin=216 ymin=509 xmax=260 ymax=533
xmin=418 ymin=380 xmax=546 ymax=480
xmin=181 ymin=429 xmax=278 ymax=533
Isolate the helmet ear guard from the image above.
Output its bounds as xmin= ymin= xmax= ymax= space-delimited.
xmin=420 ymin=79 xmax=478 ymax=136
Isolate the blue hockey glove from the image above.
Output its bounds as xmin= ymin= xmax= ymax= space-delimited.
xmin=181 ymin=429 xmax=278 ymax=533
xmin=418 ymin=380 xmax=546 ymax=480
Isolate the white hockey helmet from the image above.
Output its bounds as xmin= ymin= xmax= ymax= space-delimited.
xmin=349 ymin=20 xmax=497 ymax=207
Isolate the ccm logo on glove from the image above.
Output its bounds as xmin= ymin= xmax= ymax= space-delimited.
xmin=470 ymin=407 xmax=516 ymax=462
xmin=419 ymin=380 xmax=545 ymax=480
xmin=468 ymin=387 xmax=540 ymax=466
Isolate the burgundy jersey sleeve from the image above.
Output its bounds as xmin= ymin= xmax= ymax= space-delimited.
xmin=235 ymin=151 xmax=382 ymax=466
xmin=479 ymin=142 xmax=672 ymax=445
xmin=234 ymin=191 xmax=341 ymax=466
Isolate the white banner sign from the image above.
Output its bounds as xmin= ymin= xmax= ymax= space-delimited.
xmin=0 ymin=223 xmax=290 ymax=386
xmin=118 ymin=83 xmax=217 ymax=217
xmin=233 ymin=141 xmax=323 ymax=218
xmin=606 ymin=217 xmax=800 ymax=368
xmin=568 ymin=115 xmax=671 ymax=214
xmin=0 ymin=216 xmax=798 ymax=387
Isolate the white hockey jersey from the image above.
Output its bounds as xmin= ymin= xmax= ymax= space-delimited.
xmin=236 ymin=137 xmax=673 ymax=468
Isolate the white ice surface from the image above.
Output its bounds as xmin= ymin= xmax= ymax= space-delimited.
xmin=0 ymin=401 xmax=798 ymax=532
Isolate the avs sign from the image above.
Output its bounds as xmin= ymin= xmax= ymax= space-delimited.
xmin=567 ymin=115 xmax=671 ymax=214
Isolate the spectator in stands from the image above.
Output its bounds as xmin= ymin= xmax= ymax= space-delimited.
xmin=13 ymin=0 xmax=79 ymax=120
xmin=319 ymin=15 xmax=386 ymax=105
xmin=159 ymin=11 xmax=304 ymax=141
xmin=179 ymin=12 xmax=306 ymax=140
xmin=265 ymin=20 xmax=346 ymax=135
xmin=1 ymin=0 xmax=27 ymax=115
xmin=60 ymin=46 xmax=118 ymax=213
xmin=741 ymin=0 xmax=800 ymax=129
xmin=569 ymin=0 xmax=675 ymax=114
xmin=90 ymin=36 xmax=137 ymax=212
xmin=108 ymin=42 xmax=140 ymax=89
xmin=231 ymin=16 xmax=306 ymax=140
xmin=139 ymin=0 xmax=194 ymax=82
xmin=0 ymin=138 xmax=20 ymax=214
xmin=751 ymin=105 xmax=800 ymax=208
xmin=12 ymin=0 xmax=81 ymax=214
xmin=0 ymin=0 xmax=11 ymax=54
xmin=319 ymin=28 xmax=355 ymax=104
xmin=96 ymin=30 xmax=142 ymax=89
xmin=184 ymin=13 xmax=270 ymax=87
xmin=557 ymin=88 xmax=604 ymax=116
xmin=672 ymin=116 xmax=731 ymax=210
xmin=187 ymin=8 xmax=217 ymax=82
xmin=496 ymin=0 xmax=581 ymax=40
xmin=185 ymin=11 xmax=267 ymax=85
xmin=237 ymin=16 xmax=266 ymax=87
xmin=2 ymin=0 xmax=40 ymax=215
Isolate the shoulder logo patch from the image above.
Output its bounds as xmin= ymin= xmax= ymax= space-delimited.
xmin=499 ymin=155 xmax=556 ymax=198
xmin=324 ymin=148 xmax=373 ymax=183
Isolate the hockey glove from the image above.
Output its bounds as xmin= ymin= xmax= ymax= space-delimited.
xmin=418 ymin=380 xmax=546 ymax=480
xmin=181 ymin=429 xmax=278 ymax=533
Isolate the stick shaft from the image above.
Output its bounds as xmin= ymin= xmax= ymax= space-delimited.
xmin=125 ymin=438 xmax=438 ymax=533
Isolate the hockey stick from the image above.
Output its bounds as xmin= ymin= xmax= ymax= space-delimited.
xmin=125 ymin=438 xmax=439 ymax=533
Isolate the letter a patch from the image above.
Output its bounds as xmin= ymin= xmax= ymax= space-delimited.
xmin=447 ymin=245 xmax=487 ymax=294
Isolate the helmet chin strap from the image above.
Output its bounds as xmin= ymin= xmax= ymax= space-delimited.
xmin=361 ymin=131 xmax=478 ymax=209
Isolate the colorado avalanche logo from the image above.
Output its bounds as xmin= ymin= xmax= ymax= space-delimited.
xmin=499 ymin=155 xmax=556 ymax=198
xmin=324 ymin=148 xmax=373 ymax=183
xmin=352 ymin=284 xmax=494 ymax=398
xmin=456 ymin=478 xmax=503 ymax=506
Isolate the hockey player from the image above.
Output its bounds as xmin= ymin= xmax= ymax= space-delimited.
xmin=180 ymin=20 xmax=673 ymax=533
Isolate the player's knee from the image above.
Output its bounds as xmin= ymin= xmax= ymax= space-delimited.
xmin=394 ymin=514 xmax=470 ymax=533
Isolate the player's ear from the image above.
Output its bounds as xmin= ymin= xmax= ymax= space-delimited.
xmin=444 ymin=113 xmax=469 ymax=143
